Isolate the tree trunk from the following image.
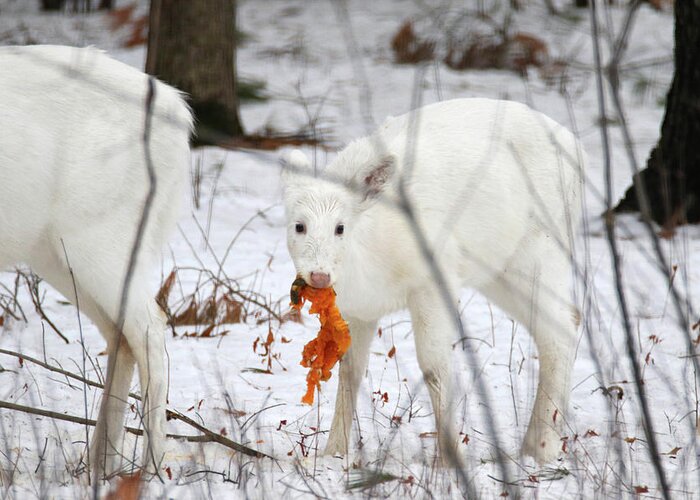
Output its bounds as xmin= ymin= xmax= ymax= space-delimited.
xmin=146 ymin=0 xmax=244 ymax=145
xmin=614 ymin=0 xmax=700 ymax=227
xmin=40 ymin=0 xmax=66 ymax=10
xmin=98 ymin=0 xmax=113 ymax=10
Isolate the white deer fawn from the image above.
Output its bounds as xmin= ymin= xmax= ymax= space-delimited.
xmin=0 ymin=46 xmax=192 ymax=477
xmin=282 ymin=98 xmax=585 ymax=464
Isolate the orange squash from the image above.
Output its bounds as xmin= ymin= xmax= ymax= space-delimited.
xmin=290 ymin=277 xmax=351 ymax=405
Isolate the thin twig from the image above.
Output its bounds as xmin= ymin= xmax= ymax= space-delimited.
xmin=589 ymin=1 xmax=670 ymax=498
xmin=0 ymin=348 xmax=140 ymax=401
xmin=59 ymin=238 xmax=91 ymax=479
xmin=22 ymin=273 xmax=70 ymax=344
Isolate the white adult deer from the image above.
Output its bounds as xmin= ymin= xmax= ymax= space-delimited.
xmin=282 ymin=98 xmax=585 ymax=464
xmin=0 ymin=45 xmax=192 ymax=477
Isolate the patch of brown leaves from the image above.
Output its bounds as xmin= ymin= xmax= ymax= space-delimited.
xmin=391 ymin=21 xmax=435 ymax=64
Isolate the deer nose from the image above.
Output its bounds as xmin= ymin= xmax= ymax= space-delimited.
xmin=309 ymin=272 xmax=331 ymax=289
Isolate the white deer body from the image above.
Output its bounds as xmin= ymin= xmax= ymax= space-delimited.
xmin=0 ymin=46 xmax=192 ymax=477
xmin=282 ymin=98 xmax=585 ymax=463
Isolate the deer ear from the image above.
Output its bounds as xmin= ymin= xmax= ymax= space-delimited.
xmin=280 ymin=149 xmax=312 ymax=189
xmin=361 ymin=155 xmax=396 ymax=201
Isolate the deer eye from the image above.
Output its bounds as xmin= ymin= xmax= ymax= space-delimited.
xmin=335 ymin=223 xmax=344 ymax=236
xmin=295 ymin=223 xmax=306 ymax=234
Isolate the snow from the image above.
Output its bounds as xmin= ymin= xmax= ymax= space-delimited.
xmin=1 ymin=0 xmax=698 ymax=498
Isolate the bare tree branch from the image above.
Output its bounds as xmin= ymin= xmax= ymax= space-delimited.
xmin=0 ymin=347 xmax=273 ymax=459
xmin=0 ymin=400 xmax=270 ymax=458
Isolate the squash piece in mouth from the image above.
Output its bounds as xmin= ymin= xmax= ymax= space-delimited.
xmin=290 ymin=278 xmax=351 ymax=405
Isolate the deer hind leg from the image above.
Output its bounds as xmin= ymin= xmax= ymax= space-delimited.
xmin=480 ymin=239 xmax=578 ymax=464
xmin=117 ymin=293 xmax=167 ymax=475
xmin=37 ymin=244 xmax=168 ymax=477
xmin=92 ymin=328 xmax=137 ymax=478
xmin=31 ymin=253 xmax=139 ymax=478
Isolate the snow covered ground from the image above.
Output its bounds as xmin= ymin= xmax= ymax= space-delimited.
xmin=1 ymin=0 xmax=698 ymax=498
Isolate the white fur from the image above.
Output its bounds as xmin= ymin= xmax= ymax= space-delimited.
xmin=282 ymin=98 xmax=585 ymax=464
xmin=0 ymin=46 xmax=192 ymax=477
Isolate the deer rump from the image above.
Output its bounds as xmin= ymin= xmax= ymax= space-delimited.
xmin=0 ymin=45 xmax=192 ymax=478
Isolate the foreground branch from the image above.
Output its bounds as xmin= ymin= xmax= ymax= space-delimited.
xmin=164 ymin=408 xmax=271 ymax=458
xmin=0 ymin=399 xmax=270 ymax=459
xmin=0 ymin=348 xmax=272 ymax=459
xmin=0 ymin=400 xmax=157 ymax=439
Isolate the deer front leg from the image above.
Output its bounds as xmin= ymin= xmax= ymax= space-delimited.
xmin=325 ymin=317 xmax=376 ymax=456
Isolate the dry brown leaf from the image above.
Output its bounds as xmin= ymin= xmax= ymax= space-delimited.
xmin=663 ymin=446 xmax=681 ymax=456
xmin=156 ymin=270 xmax=176 ymax=311
xmin=124 ymin=16 xmax=149 ymax=48
xmin=201 ymin=297 xmax=218 ymax=323
xmin=391 ymin=21 xmax=435 ymax=64
xmin=107 ymin=4 xmax=137 ymax=31
xmin=222 ymin=296 xmax=244 ymax=324
xmin=173 ymin=299 xmax=198 ymax=326
xmin=200 ymin=324 xmax=216 ymax=338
